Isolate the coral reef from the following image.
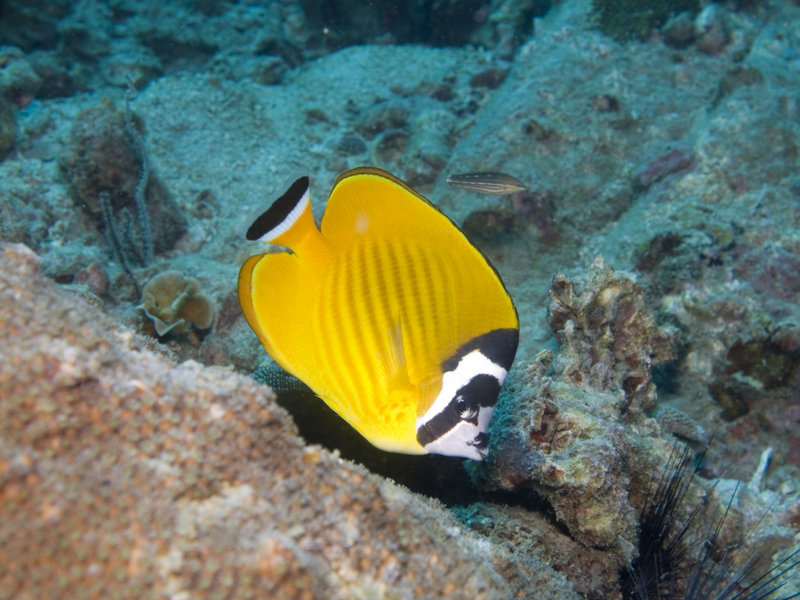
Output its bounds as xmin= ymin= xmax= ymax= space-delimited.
xmin=0 ymin=0 xmax=545 ymax=98
xmin=660 ymin=283 xmax=800 ymax=482
xmin=0 ymin=242 xmax=581 ymax=600
xmin=0 ymin=45 xmax=42 ymax=104
xmin=1 ymin=0 xmax=800 ymax=597
xmin=464 ymin=258 xmax=799 ymax=598
xmin=465 ymin=260 xmax=678 ymax=597
xmin=138 ymin=270 xmax=214 ymax=337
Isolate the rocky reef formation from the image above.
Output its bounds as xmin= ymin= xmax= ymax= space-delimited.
xmin=466 ymin=260 xmax=677 ymax=597
xmin=0 ymin=242 xmax=581 ymax=600
xmin=466 ymin=259 xmax=799 ymax=599
xmin=2 ymin=0 xmax=800 ymax=597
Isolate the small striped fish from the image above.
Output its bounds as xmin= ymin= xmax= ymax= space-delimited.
xmin=446 ymin=172 xmax=527 ymax=195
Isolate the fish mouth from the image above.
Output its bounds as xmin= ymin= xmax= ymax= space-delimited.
xmin=470 ymin=432 xmax=490 ymax=458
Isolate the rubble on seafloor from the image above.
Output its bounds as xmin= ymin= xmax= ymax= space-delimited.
xmin=0 ymin=242 xmax=582 ymax=600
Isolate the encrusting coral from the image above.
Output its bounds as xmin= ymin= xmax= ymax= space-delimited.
xmin=547 ymin=258 xmax=675 ymax=416
xmin=138 ymin=270 xmax=214 ymax=337
xmin=0 ymin=242 xmax=582 ymax=600
xmin=468 ymin=259 xmax=678 ymax=597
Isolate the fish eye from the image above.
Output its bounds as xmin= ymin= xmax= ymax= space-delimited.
xmin=455 ymin=395 xmax=478 ymax=420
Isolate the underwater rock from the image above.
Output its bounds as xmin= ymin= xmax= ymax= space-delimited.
xmin=661 ymin=275 xmax=800 ymax=483
xmin=355 ymin=98 xmax=410 ymax=139
xmin=661 ymin=12 xmax=697 ymax=48
xmin=363 ymin=103 xmax=454 ymax=187
xmin=468 ymin=0 xmax=548 ymax=60
xmin=633 ymin=231 xmax=706 ymax=299
xmin=652 ymin=403 xmax=709 ymax=448
xmin=0 ymin=46 xmax=42 ymax=105
xmin=236 ymin=54 xmax=289 ymax=85
xmin=57 ymin=97 xmax=186 ymax=257
xmin=470 ymin=260 xmax=677 ymax=581
xmin=0 ymin=2 xmax=70 ymax=52
xmin=369 ymin=128 xmax=409 ymax=171
xmin=462 ymin=207 xmax=519 ymax=241
xmin=591 ymin=0 xmax=701 ymax=42
xmin=590 ymin=93 xmax=621 ymax=113
xmin=334 ymin=133 xmax=367 ymax=156
xmin=26 ymin=50 xmax=80 ymax=99
xmin=56 ymin=2 xmax=113 ymax=60
xmin=694 ymin=4 xmax=731 ymax=55
xmin=633 ymin=147 xmax=695 ymax=190
xmin=0 ymin=242 xmax=582 ymax=600
xmin=469 ymin=65 xmax=510 ymax=90
xmin=99 ymin=41 xmax=163 ymax=89
xmin=711 ymin=65 xmax=764 ymax=108
xmin=548 ymin=258 xmax=674 ymax=415
xmin=0 ymin=96 xmax=18 ymax=157
xmin=403 ymin=108 xmax=455 ymax=187
xmin=456 ymin=501 xmax=623 ymax=600
xmin=469 ymin=348 xmax=642 ymax=587
xmin=458 ymin=182 xmax=559 ymax=245
xmin=510 ymin=188 xmax=559 ymax=244
xmin=74 ymin=262 xmax=109 ymax=298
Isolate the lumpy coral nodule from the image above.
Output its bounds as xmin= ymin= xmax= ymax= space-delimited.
xmin=547 ymin=257 xmax=675 ymax=415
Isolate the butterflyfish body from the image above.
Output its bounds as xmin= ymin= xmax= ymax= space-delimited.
xmin=238 ymin=167 xmax=519 ymax=460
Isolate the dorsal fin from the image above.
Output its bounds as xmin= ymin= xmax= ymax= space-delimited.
xmin=246 ymin=176 xmax=311 ymax=245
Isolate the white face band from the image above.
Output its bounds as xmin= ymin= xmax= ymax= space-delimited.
xmin=416 ymin=349 xmax=508 ymax=460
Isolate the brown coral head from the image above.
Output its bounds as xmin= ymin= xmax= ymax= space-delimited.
xmin=181 ymin=294 xmax=214 ymax=330
xmin=139 ymin=271 xmax=214 ymax=337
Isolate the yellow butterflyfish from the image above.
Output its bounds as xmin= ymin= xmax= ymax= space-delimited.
xmin=238 ymin=167 xmax=519 ymax=460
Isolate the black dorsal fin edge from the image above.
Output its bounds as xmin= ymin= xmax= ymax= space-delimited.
xmin=246 ymin=176 xmax=310 ymax=242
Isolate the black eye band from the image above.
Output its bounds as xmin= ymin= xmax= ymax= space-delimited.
xmin=457 ymin=374 xmax=501 ymax=409
xmin=441 ymin=328 xmax=519 ymax=373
